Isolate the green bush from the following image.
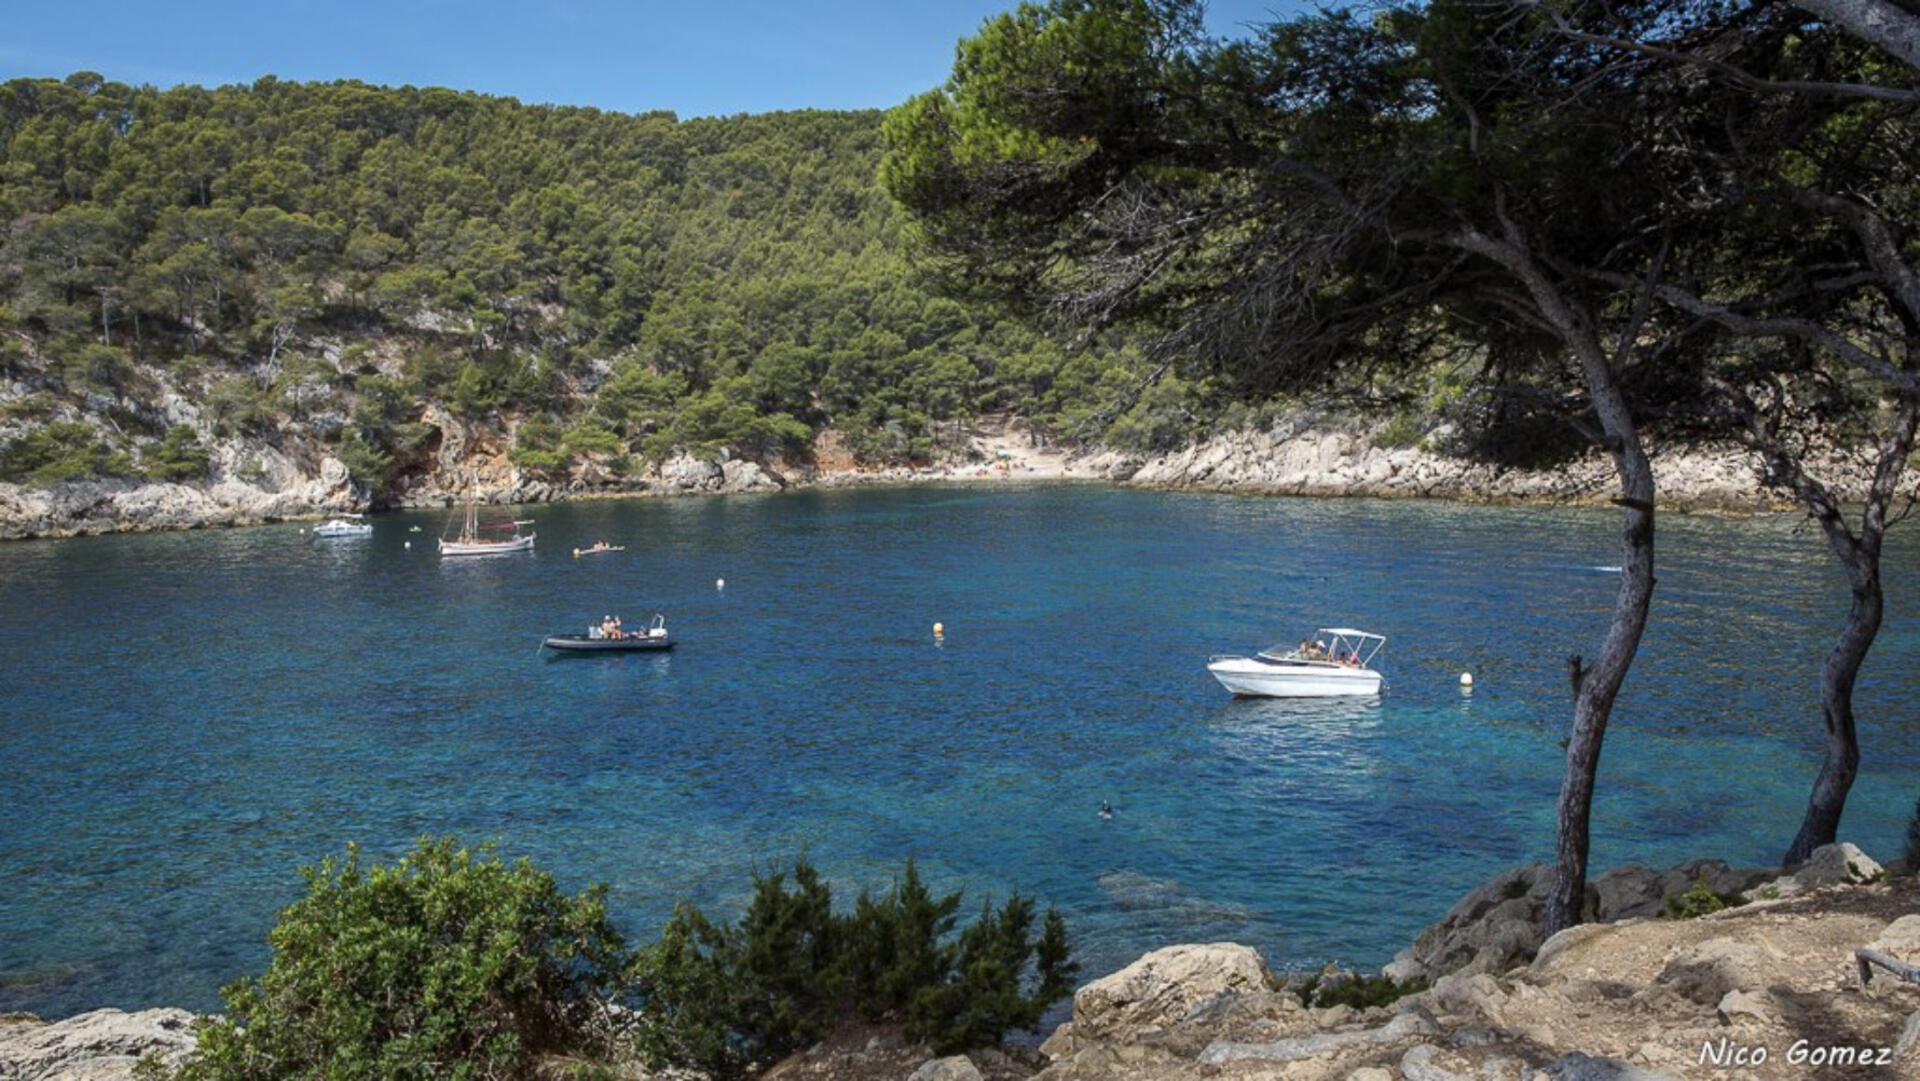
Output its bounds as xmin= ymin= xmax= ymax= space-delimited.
xmin=449 ymin=358 xmax=504 ymax=418
xmin=1292 ymin=970 xmax=1427 ymax=1010
xmin=1101 ymin=370 xmax=1204 ymax=454
xmin=333 ymin=428 xmax=391 ymax=487
xmin=626 ymin=902 xmax=750 ymax=1077
xmin=630 ymin=857 xmax=1076 ymax=1079
xmin=204 ymin=376 xmax=275 ymax=437
xmin=61 ymin=342 xmax=135 ymax=392
xmin=0 ymin=420 xmax=134 ymax=484
xmin=510 ymin=417 xmax=569 ymax=475
xmin=1665 ymin=877 xmax=1741 ymax=919
xmin=166 ymin=837 xmax=631 ymax=1081
xmin=143 ymin=425 xmax=211 ymax=481
xmin=1373 ymin=409 xmax=1425 ymax=450
xmin=905 ymin=895 xmax=1075 ymax=1053
xmin=562 ymin=421 xmax=624 ymax=457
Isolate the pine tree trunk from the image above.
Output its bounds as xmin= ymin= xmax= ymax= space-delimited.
xmin=1776 ymin=396 xmax=1915 ymax=865
xmin=1544 ymin=450 xmax=1654 ymax=936
xmin=1452 ymin=223 xmax=1659 ymax=941
xmin=1782 ymin=577 xmax=1877 ymax=865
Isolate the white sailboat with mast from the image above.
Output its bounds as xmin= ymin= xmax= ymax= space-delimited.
xmin=438 ymin=492 xmax=535 ymax=556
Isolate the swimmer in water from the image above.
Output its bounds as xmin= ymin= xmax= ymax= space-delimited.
xmin=1099 ymin=800 xmax=1113 ymax=819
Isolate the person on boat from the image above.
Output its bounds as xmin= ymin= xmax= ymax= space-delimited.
xmin=1312 ymin=639 xmax=1328 ymax=659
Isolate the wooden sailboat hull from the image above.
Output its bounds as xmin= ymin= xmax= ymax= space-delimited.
xmin=439 ymin=532 xmax=536 ymax=556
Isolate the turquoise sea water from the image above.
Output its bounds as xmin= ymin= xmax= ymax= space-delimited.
xmin=2 ymin=485 xmax=1917 ymax=1020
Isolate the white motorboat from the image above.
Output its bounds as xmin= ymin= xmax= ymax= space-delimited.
xmin=311 ymin=515 xmax=372 ymax=538
xmin=1207 ymin=627 xmax=1386 ymax=697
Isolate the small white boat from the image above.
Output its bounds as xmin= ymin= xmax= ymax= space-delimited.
xmin=311 ymin=515 xmax=372 ymax=538
xmin=1208 ymin=627 xmax=1386 ymax=698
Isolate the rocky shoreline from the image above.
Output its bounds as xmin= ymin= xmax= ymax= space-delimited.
xmin=8 ymin=843 xmax=1916 ymax=1081
xmin=3 ymin=417 xmax=1890 ymax=542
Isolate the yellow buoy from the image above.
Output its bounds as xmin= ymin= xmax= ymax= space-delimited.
xmin=933 ymin=622 xmax=944 ymax=637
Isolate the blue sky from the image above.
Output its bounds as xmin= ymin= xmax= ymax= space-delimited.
xmin=0 ymin=1 xmax=1306 ymax=119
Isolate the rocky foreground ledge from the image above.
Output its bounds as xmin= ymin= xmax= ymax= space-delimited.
xmin=9 ymin=843 xmax=1918 ymax=1081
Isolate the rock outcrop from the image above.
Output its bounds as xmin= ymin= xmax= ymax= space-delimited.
xmin=1113 ymin=426 xmax=1896 ymax=512
xmin=1754 ymin=841 xmax=1885 ymax=899
xmin=0 ymin=449 xmax=783 ymax=540
xmin=1381 ymin=858 xmax=1781 ymax=986
xmin=0 ymin=460 xmax=360 ymax=539
xmin=1025 ymin=858 xmax=1920 ymax=1081
xmin=1041 ymin=943 xmax=1290 ymax=1058
xmin=10 ymin=410 xmax=1897 ymax=540
xmin=0 ymin=1007 xmax=197 ymax=1080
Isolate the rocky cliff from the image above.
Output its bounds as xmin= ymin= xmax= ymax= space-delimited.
xmin=0 ymin=403 xmax=786 ymax=540
xmin=5 ymin=412 xmax=1885 ymax=541
xmin=1094 ymin=426 xmax=1897 ymax=512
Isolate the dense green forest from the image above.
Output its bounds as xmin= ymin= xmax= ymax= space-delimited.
xmin=0 ymin=73 xmax=1192 ymax=495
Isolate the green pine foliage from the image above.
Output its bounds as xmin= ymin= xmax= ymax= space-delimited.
xmin=1291 ymin=970 xmax=1427 ymax=1010
xmin=0 ymin=419 xmax=137 ymax=484
xmin=166 ymin=837 xmax=631 ymax=1081
xmin=629 ymin=857 xmax=1077 ymax=1079
xmin=141 ymin=424 xmax=211 ymax=480
xmin=0 ymin=73 xmax=1174 ymax=491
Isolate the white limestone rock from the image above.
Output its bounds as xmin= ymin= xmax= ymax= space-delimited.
xmin=1756 ymin=841 xmax=1884 ymax=898
xmin=0 ymin=1007 xmax=198 ymax=1081
xmin=1065 ymin=943 xmax=1280 ymax=1046
xmin=907 ymin=1054 xmax=984 ymax=1081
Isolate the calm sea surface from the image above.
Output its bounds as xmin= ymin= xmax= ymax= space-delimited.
xmin=3 ymin=485 xmax=1918 ymax=1019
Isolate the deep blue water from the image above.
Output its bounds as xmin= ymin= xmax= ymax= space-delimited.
xmin=3 ymin=484 xmax=1918 ymax=1020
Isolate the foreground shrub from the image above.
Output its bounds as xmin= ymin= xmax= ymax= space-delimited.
xmin=167 ymin=837 xmax=631 ymax=1081
xmin=630 ymin=857 xmax=1076 ymax=1079
xmin=1665 ymin=877 xmax=1742 ymax=919
xmin=1292 ymin=970 xmax=1427 ymax=1010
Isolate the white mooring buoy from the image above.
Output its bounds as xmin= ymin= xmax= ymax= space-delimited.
xmin=1460 ymin=671 xmax=1474 ymax=689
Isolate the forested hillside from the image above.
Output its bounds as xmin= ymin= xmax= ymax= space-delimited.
xmin=0 ymin=72 xmax=1176 ymax=499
